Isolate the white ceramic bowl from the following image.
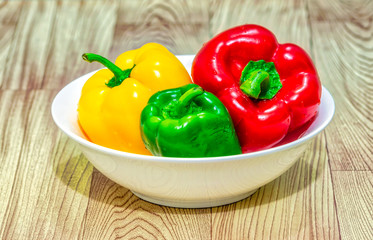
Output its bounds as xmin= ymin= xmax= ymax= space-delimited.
xmin=51 ymin=55 xmax=335 ymax=208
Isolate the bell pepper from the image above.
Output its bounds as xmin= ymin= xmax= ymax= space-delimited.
xmin=140 ymin=84 xmax=242 ymax=157
xmin=78 ymin=43 xmax=191 ymax=155
xmin=192 ymin=24 xmax=322 ymax=153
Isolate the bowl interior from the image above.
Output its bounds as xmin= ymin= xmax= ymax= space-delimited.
xmin=51 ymin=55 xmax=335 ymax=162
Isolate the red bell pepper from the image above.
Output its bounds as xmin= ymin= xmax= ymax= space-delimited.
xmin=192 ymin=24 xmax=321 ymax=153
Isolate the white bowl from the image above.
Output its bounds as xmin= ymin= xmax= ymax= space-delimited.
xmin=51 ymin=55 xmax=335 ymax=208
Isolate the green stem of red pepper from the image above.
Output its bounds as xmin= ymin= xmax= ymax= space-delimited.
xmin=240 ymin=60 xmax=282 ymax=99
xmin=82 ymin=53 xmax=134 ymax=88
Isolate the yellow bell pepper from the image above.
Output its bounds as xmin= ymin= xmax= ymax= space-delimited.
xmin=77 ymin=43 xmax=191 ymax=155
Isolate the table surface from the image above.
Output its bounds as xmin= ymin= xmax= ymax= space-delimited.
xmin=1 ymin=0 xmax=372 ymax=239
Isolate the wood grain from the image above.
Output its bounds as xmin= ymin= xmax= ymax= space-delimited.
xmin=0 ymin=0 xmax=372 ymax=239
xmin=209 ymin=0 xmax=312 ymax=52
xmin=111 ymin=0 xmax=209 ymax=56
xmin=0 ymin=1 xmax=23 ymax=90
xmin=0 ymin=90 xmax=93 ymax=239
xmin=80 ymin=171 xmax=211 ymax=239
xmin=332 ymin=171 xmax=373 ymax=240
xmin=308 ymin=0 xmax=373 ymax=239
xmin=0 ymin=0 xmax=118 ymax=90
xmin=308 ymin=0 xmax=373 ymax=171
xmin=211 ymin=134 xmax=339 ymax=240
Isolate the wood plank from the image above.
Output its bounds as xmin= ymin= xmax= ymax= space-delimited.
xmin=1 ymin=1 xmax=58 ymax=90
xmin=332 ymin=171 xmax=373 ymax=240
xmin=40 ymin=0 xmax=118 ymax=90
xmin=0 ymin=90 xmax=93 ymax=239
xmin=209 ymin=0 xmax=312 ymax=52
xmin=111 ymin=0 xmax=209 ymax=56
xmin=0 ymin=1 xmax=118 ymax=90
xmin=307 ymin=0 xmax=373 ymax=21
xmin=211 ymin=135 xmax=339 ymax=239
xmin=80 ymin=171 xmax=211 ymax=240
xmin=308 ymin=0 xmax=373 ymax=238
xmin=308 ymin=0 xmax=373 ymax=171
xmin=0 ymin=1 xmax=23 ymax=89
xmin=0 ymin=90 xmax=29 ymax=236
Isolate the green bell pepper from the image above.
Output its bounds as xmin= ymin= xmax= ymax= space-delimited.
xmin=140 ymin=84 xmax=242 ymax=157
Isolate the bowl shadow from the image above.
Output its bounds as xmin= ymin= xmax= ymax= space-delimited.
xmin=53 ymin=135 xmax=324 ymax=216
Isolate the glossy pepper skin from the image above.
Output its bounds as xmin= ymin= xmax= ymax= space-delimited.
xmin=140 ymin=84 xmax=242 ymax=157
xmin=192 ymin=25 xmax=322 ymax=153
xmin=78 ymin=43 xmax=191 ymax=155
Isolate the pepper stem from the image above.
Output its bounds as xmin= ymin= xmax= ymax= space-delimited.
xmin=240 ymin=70 xmax=270 ymax=99
xmin=175 ymin=86 xmax=204 ymax=116
xmin=240 ymin=60 xmax=282 ymax=100
xmin=82 ymin=53 xmax=134 ymax=88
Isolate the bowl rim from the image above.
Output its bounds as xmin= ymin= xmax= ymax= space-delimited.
xmin=51 ymin=70 xmax=335 ymax=164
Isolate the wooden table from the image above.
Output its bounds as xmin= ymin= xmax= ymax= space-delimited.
xmin=1 ymin=0 xmax=372 ymax=239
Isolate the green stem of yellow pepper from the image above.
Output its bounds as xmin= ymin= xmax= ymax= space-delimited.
xmin=82 ymin=53 xmax=134 ymax=88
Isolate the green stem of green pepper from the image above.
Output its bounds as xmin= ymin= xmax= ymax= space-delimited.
xmin=175 ymin=86 xmax=204 ymax=116
xmin=82 ymin=53 xmax=134 ymax=88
